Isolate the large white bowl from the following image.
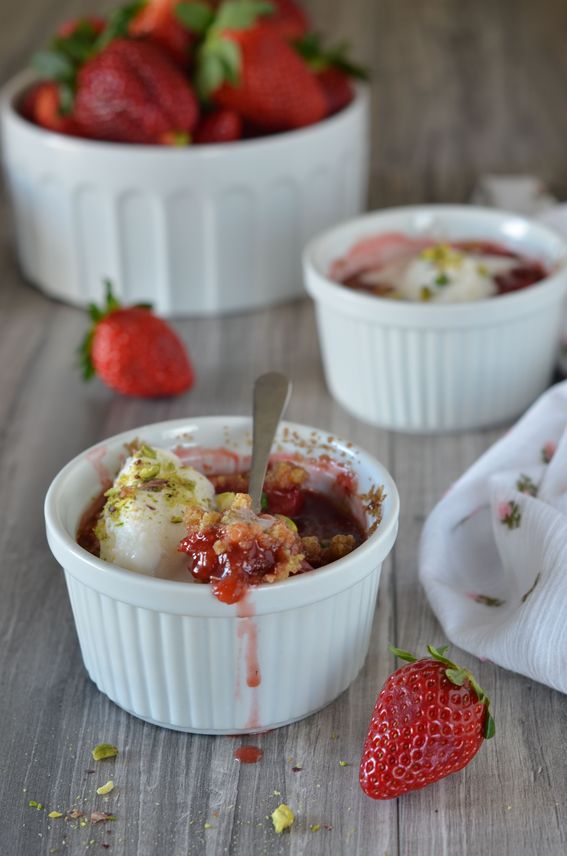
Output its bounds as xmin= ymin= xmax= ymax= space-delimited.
xmin=304 ymin=205 xmax=567 ymax=433
xmin=1 ymin=72 xmax=370 ymax=317
xmin=44 ymin=417 xmax=399 ymax=734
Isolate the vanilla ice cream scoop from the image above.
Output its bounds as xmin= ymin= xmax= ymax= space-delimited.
xmin=96 ymin=444 xmax=215 ymax=579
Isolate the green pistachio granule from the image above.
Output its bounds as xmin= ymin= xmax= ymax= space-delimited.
xmin=91 ymin=743 xmax=119 ymax=761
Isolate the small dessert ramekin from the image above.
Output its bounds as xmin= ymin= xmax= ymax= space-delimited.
xmin=44 ymin=417 xmax=399 ymax=734
xmin=303 ymin=205 xmax=567 ymax=433
xmin=1 ymin=72 xmax=369 ymax=317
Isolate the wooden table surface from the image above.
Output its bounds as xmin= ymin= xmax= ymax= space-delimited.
xmin=2 ymin=1 xmax=567 ymax=854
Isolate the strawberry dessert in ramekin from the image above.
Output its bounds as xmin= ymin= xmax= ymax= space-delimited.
xmin=45 ymin=417 xmax=399 ymax=734
xmin=304 ymin=205 xmax=567 ymax=433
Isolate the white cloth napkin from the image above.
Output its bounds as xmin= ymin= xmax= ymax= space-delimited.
xmin=420 ymin=380 xmax=567 ymax=693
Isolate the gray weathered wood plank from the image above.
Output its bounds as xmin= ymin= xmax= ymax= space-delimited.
xmin=2 ymin=0 xmax=567 ymax=854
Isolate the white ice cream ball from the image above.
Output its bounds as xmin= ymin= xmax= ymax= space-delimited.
xmin=97 ymin=444 xmax=215 ymax=578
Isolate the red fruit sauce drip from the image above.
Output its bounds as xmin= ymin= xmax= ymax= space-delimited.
xmin=233 ymin=746 xmax=264 ymax=764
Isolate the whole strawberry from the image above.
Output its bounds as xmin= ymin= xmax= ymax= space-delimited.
xmin=74 ymin=38 xmax=199 ymax=144
xmin=359 ymin=645 xmax=495 ymax=800
xmin=80 ymin=281 xmax=194 ymax=397
xmin=180 ymin=1 xmax=326 ymax=132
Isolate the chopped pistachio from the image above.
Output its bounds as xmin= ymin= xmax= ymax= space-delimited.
xmin=138 ymin=464 xmax=161 ymax=482
xmin=421 ymin=243 xmax=463 ymax=270
xmin=216 ymin=492 xmax=236 ymax=512
xmin=170 ymin=515 xmax=183 ymax=524
xmin=204 ymin=822 xmax=213 ymax=829
xmin=91 ymin=743 xmax=119 ymax=761
xmin=48 ymin=811 xmax=63 ymax=819
xmin=310 ymin=824 xmax=321 ymax=832
xmin=96 ymin=780 xmax=115 ymax=795
xmin=139 ymin=444 xmax=157 ymax=459
xmin=339 ymin=761 xmax=350 ymax=767
xmin=271 ymin=803 xmax=295 ymax=834
xmin=420 ymin=286 xmax=433 ymax=302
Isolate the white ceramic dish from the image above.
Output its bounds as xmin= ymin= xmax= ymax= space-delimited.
xmin=1 ymin=72 xmax=370 ymax=317
xmin=44 ymin=417 xmax=399 ymax=734
xmin=303 ymin=205 xmax=567 ymax=433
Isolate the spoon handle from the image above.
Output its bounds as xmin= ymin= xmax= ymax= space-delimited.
xmin=248 ymin=372 xmax=292 ymax=513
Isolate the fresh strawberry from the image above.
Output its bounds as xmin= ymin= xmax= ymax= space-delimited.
xmin=194 ymin=107 xmax=243 ymax=142
xmin=56 ymin=16 xmax=106 ymax=39
xmin=74 ymin=38 xmax=199 ymax=144
xmin=294 ymin=32 xmax=368 ymax=116
xmin=186 ymin=2 xmax=325 ymax=132
xmin=359 ymin=645 xmax=495 ymax=800
xmin=30 ymin=4 xmax=160 ymax=125
xmin=268 ymin=0 xmax=309 ymax=40
xmin=79 ymin=282 xmax=194 ymax=398
xmin=316 ymin=66 xmax=353 ymax=115
xmin=20 ymin=82 xmax=83 ymax=135
xmin=129 ymin=0 xmax=196 ymax=66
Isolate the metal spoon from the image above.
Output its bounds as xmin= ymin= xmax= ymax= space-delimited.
xmin=248 ymin=372 xmax=292 ymax=513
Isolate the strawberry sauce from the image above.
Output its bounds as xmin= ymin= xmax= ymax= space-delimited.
xmin=233 ymin=746 xmax=263 ymax=764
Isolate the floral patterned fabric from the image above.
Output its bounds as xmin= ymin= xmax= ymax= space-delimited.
xmin=420 ymin=381 xmax=567 ymax=693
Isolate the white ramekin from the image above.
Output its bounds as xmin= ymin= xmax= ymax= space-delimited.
xmin=303 ymin=205 xmax=567 ymax=433
xmin=44 ymin=417 xmax=399 ymax=734
xmin=1 ymin=72 xmax=369 ymax=317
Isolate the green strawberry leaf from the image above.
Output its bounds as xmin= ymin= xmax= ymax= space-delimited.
xmin=103 ymin=279 xmax=122 ymax=312
xmin=389 ymin=645 xmax=417 ymax=663
xmin=58 ymin=81 xmax=75 ymax=115
xmin=445 ymin=667 xmax=468 ymax=686
xmin=175 ymin=1 xmax=215 ymax=34
xmin=52 ymin=23 xmax=100 ymax=64
xmin=484 ymin=712 xmax=496 ymax=740
xmin=294 ymin=32 xmax=369 ymax=80
xmin=214 ymin=0 xmax=273 ymax=31
xmin=427 ymin=644 xmax=458 ymax=669
xmin=214 ymin=37 xmax=241 ymax=84
xmin=32 ymin=49 xmax=75 ymax=82
xmin=261 ymin=492 xmax=269 ymax=511
xmin=79 ymin=281 xmax=123 ymax=382
xmin=196 ymin=51 xmax=227 ymax=99
xmin=96 ymin=0 xmax=146 ymax=51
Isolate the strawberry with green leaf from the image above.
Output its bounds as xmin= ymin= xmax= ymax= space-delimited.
xmin=79 ymin=281 xmax=194 ymax=397
xmin=176 ymin=0 xmax=326 ymax=131
xmin=359 ymin=645 xmax=495 ymax=800
xmin=30 ymin=3 xmax=145 ymax=123
xmin=294 ymin=32 xmax=368 ymax=115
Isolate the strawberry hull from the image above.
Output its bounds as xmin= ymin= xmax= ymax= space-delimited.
xmin=2 ymin=72 xmax=369 ymax=316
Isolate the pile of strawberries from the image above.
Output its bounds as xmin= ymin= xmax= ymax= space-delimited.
xmin=21 ymin=0 xmax=366 ymax=145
